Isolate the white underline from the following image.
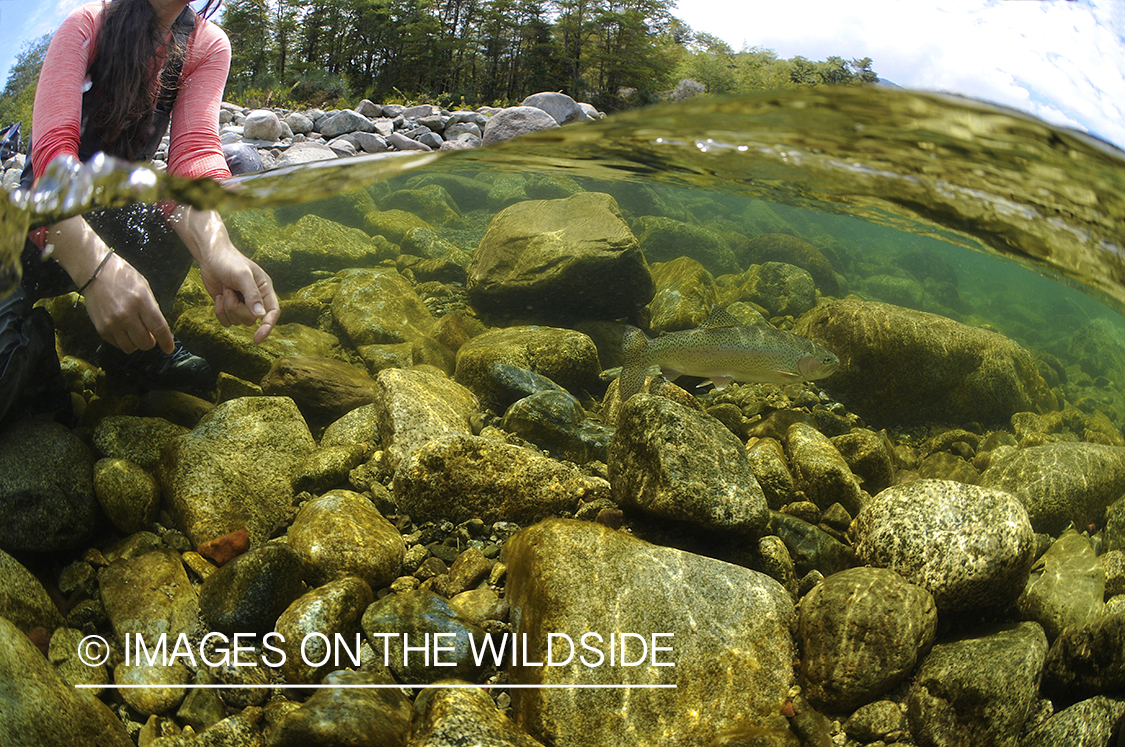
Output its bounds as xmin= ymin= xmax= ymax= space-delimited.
xmin=76 ymin=683 xmax=678 ymax=690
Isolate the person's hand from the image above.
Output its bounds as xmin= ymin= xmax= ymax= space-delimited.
xmin=197 ymin=249 xmax=280 ymax=344
xmin=82 ymin=252 xmax=175 ymax=354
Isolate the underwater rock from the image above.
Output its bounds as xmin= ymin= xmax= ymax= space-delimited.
xmin=410 ymin=683 xmax=547 ymax=747
xmin=829 ymin=428 xmax=895 ymax=495
xmin=1102 ymin=550 xmax=1125 ymax=597
xmin=404 ymin=173 xmax=494 ymax=213
xmin=400 ymin=226 xmax=473 ymax=267
xmin=260 ymin=355 xmax=376 ymax=424
xmin=157 ymin=396 xmax=316 ymax=546
xmin=114 ymin=659 xmax=190 ymax=716
xmin=0 ymin=549 xmax=65 ymax=633
xmin=861 ymin=273 xmax=925 ymax=309
xmin=1018 ymin=530 xmax=1105 ymax=640
xmin=321 ymin=403 xmax=380 ymax=449
xmin=736 ymin=233 xmax=839 ymax=297
xmin=487 ymin=362 xmax=567 ymax=409
xmin=502 ymin=390 xmax=612 ymax=464
xmin=454 ymin=325 xmax=602 ymax=411
xmin=1107 ymin=495 xmax=1125 ymax=552
xmin=273 ymin=576 xmax=373 ymax=685
xmin=739 ymin=262 xmax=817 ymax=318
xmin=92 ymin=415 xmax=189 ymax=470
xmin=381 ymin=184 xmax=463 ymax=226
xmin=1041 ymin=612 xmax=1125 ymax=701
xmin=633 ymin=216 xmax=740 ymax=277
xmin=842 ymin=700 xmax=908 ymax=743
xmin=746 ymin=438 xmax=796 ymax=509
xmin=292 ymin=443 xmax=369 ymax=495
xmin=252 ymin=214 xmax=395 ymax=292
xmin=609 ymin=394 xmax=769 ymax=535
xmin=199 ymin=542 xmax=307 ymax=634
xmin=799 ymin=567 xmax=937 ymax=712
xmin=268 ymin=669 xmax=411 ymax=747
xmin=364 ymin=207 xmax=433 ymax=243
xmin=0 ymin=615 xmax=132 ymax=747
xmin=99 ymin=548 xmax=198 ymax=643
xmin=272 ymin=187 xmax=377 ymax=231
xmin=331 ymin=267 xmax=436 ymax=348
xmin=393 ymin=434 xmax=605 ymax=524
xmin=853 ymin=479 xmax=1035 ymax=612
xmin=0 ymin=418 xmax=100 ymax=552
xmin=795 ymin=298 xmax=1054 ymax=426
xmin=287 ymin=489 xmax=404 ymax=590
xmin=93 ymin=458 xmax=161 ymax=534
xmin=361 ymin=589 xmax=489 ymax=685
xmin=482 ymin=106 xmax=559 ymax=144
xmin=1065 ymin=317 xmax=1125 ymax=382
xmin=466 ymin=192 xmax=654 ymax=322
xmin=646 ymin=256 xmax=720 ymax=332
xmin=784 ymin=422 xmax=867 ymax=517
xmin=504 ymin=518 xmax=795 ymax=747
xmin=980 ymin=441 xmax=1125 ymax=536
xmin=907 ymin=622 xmax=1047 ymax=747
xmin=769 ymin=511 xmax=858 ymax=577
xmin=373 ymin=366 xmax=479 ymax=469
xmin=1020 ymin=695 xmax=1125 ymax=747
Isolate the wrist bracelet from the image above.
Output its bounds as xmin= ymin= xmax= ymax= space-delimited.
xmin=77 ymin=248 xmax=115 ymax=295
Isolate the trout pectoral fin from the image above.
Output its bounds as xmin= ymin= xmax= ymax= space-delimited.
xmin=710 ymin=375 xmax=733 ymax=391
xmin=660 ymin=367 xmax=682 ymax=382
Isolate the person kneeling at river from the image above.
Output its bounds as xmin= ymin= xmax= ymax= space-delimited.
xmin=0 ymin=0 xmax=279 ymax=424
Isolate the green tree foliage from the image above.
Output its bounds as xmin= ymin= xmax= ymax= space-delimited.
xmin=0 ymin=34 xmax=52 ymax=135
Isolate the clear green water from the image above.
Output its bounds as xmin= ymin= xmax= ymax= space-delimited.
xmin=6 ymin=85 xmax=1125 ymax=426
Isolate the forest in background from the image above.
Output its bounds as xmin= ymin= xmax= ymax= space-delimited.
xmin=0 ymin=0 xmax=878 ymax=139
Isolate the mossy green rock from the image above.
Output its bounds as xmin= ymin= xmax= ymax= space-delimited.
xmin=411 ymin=684 xmax=547 ymax=746
xmin=268 ymin=669 xmax=411 ymax=746
xmin=199 ymin=543 xmax=307 ymax=634
xmin=99 ymin=548 xmax=198 ymax=641
xmin=157 ymin=396 xmax=316 ymax=546
xmin=647 ymin=256 xmax=719 ymax=332
xmin=1017 ymin=530 xmax=1105 ymax=640
xmin=799 ymin=566 xmax=937 ymax=711
xmin=0 ymin=549 xmax=65 ymax=633
xmin=504 ymin=519 xmax=795 ymax=747
xmin=980 ymin=442 xmax=1125 ymax=536
xmin=1041 ymin=612 xmax=1125 ymax=700
xmin=331 ymin=268 xmax=435 ymax=347
xmin=273 ymin=576 xmax=373 ymax=684
xmin=287 ymin=489 xmax=404 ymax=589
xmin=253 ymin=214 xmax=396 ymax=292
xmin=0 ymin=419 xmax=99 ymax=552
xmin=795 ymin=298 xmax=1055 ymax=426
xmin=381 ymin=184 xmax=463 ymax=226
xmin=260 ymin=355 xmax=377 ymax=423
xmin=93 ymin=458 xmax=161 ymax=534
xmin=609 ymin=394 xmax=769 ymax=534
xmin=907 ymin=622 xmax=1047 ymax=747
xmin=92 ymin=416 xmax=188 ymax=470
xmin=466 ymin=192 xmax=654 ymax=321
xmin=633 ymin=215 xmax=740 ymax=277
xmin=373 ymin=367 xmax=479 ymax=468
xmin=365 ymin=208 xmax=433 ymax=243
xmin=785 ymin=422 xmax=866 ymax=517
xmin=454 ymin=325 xmax=602 ymax=411
xmin=739 ymin=261 xmax=817 ymax=318
xmin=275 ymin=189 xmax=377 ymax=231
xmin=393 ymin=434 xmax=604 ymax=524
xmin=736 ymin=233 xmax=839 ymax=296
xmin=1020 ymin=696 xmax=1125 ymax=747
xmin=0 ymin=616 xmax=132 ymax=747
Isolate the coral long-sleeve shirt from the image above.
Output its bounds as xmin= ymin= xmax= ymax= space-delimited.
xmin=30 ymin=1 xmax=232 ymax=184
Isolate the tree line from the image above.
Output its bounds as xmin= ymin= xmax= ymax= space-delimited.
xmin=0 ymin=0 xmax=877 ymax=136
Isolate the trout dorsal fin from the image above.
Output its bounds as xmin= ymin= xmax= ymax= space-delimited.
xmin=700 ymin=306 xmax=741 ymax=329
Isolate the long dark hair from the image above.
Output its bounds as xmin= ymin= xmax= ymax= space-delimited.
xmin=88 ymin=0 xmax=223 ymax=158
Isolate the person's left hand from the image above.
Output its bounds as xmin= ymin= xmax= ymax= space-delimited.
xmin=198 ymin=250 xmax=280 ymax=344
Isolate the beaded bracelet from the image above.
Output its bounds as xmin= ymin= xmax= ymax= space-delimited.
xmin=77 ymin=248 xmax=115 ymax=295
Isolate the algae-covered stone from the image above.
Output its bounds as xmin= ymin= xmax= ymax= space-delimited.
xmin=502 ymin=390 xmax=612 ymax=464
xmin=92 ymin=415 xmax=188 ymax=470
xmin=158 ymin=396 xmax=316 ymax=546
xmin=114 ymin=659 xmax=190 ymax=716
xmin=795 ymin=298 xmax=1054 ymax=426
xmin=907 ymin=622 xmax=1047 ymax=747
xmin=1066 ymin=317 xmax=1125 ymax=381
xmin=287 ymin=489 xmax=404 ymax=589
xmin=0 ymin=419 xmax=99 ymax=552
xmin=364 ymin=208 xmax=434 ymax=243
xmin=770 ymin=511 xmax=858 ymax=577
xmin=746 ymin=438 xmax=796 ymax=509
xmin=739 ymin=262 xmax=817 ymax=318
xmin=980 ymin=442 xmax=1125 ymax=536
xmin=736 ymin=233 xmax=839 ymax=297
xmin=199 ymin=543 xmax=307 ymax=634
xmin=466 ymin=192 xmax=654 ymax=321
xmin=454 ymin=325 xmax=602 ymax=411
xmin=830 ymin=428 xmax=895 ymax=495
xmin=273 ymin=576 xmax=373 ymax=684
xmin=331 ymin=268 xmax=436 ymax=348
xmin=504 ymin=519 xmax=795 ymax=747
xmin=99 ymin=548 xmax=198 ymax=643
xmin=785 ymin=422 xmax=866 ymax=516
xmin=1041 ymin=612 xmax=1125 ymax=700
xmin=410 ymin=683 xmax=547 ymax=747
xmin=646 ymin=256 xmax=719 ymax=333
xmin=609 ymin=394 xmax=769 ymax=534
xmin=1019 ymin=695 xmax=1125 ymax=747
xmin=252 ymin=214 xmax=395 ymax=292
xmin=274 ymin=188 xmax=378 ymax=231
xmin=93 ymin=458 xmax=161 ymax=534
xmin=633 ymin=215 xmax=740 ymax=277
xmin=0 ymin=616 xmax=132 ymax=747
xmin=373 ymin=367 xmax=480 ymax=469
xmin=361 ymin=589 xmax=488 ymax=684
xmin=260 ymin=355 xmax=377 ymax=423
xmin=853 ymin=479 xmax=1035 ymax=612
xmin=799 ymin=567 xmax=937 ymax=711
xmin=1018 ymin=530 xmax=1105 ymax=640
xmin=268 ymin=669 xmax=411 ymax=747
xmin=0 ymin=549 xmax=65 ymax=633
xmin=393 ymin=434 xmax=603 ymax=524
xmin=381 ymin=184 xmax=463 ymax=226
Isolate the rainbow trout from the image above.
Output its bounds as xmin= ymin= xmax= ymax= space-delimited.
xmin=618 ymin=307 xmax=839 ymax=401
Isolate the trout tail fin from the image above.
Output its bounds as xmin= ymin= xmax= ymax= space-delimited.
xmin=618 ymin=326 xmax=648 ymax=403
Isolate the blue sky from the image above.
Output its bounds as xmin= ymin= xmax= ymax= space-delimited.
xmin=3 ymin=0 xmax=1124 ymax=149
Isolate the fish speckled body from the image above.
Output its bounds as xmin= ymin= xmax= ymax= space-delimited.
xmin=618 ymin=307 xmax=839 ymax=401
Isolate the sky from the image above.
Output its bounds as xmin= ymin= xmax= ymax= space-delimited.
xmin=2 ymin=0 xmax=1123 ymax=149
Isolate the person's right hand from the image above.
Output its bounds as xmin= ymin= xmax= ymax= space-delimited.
xmin=81 ymin=252 xmax=175 ymax=355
